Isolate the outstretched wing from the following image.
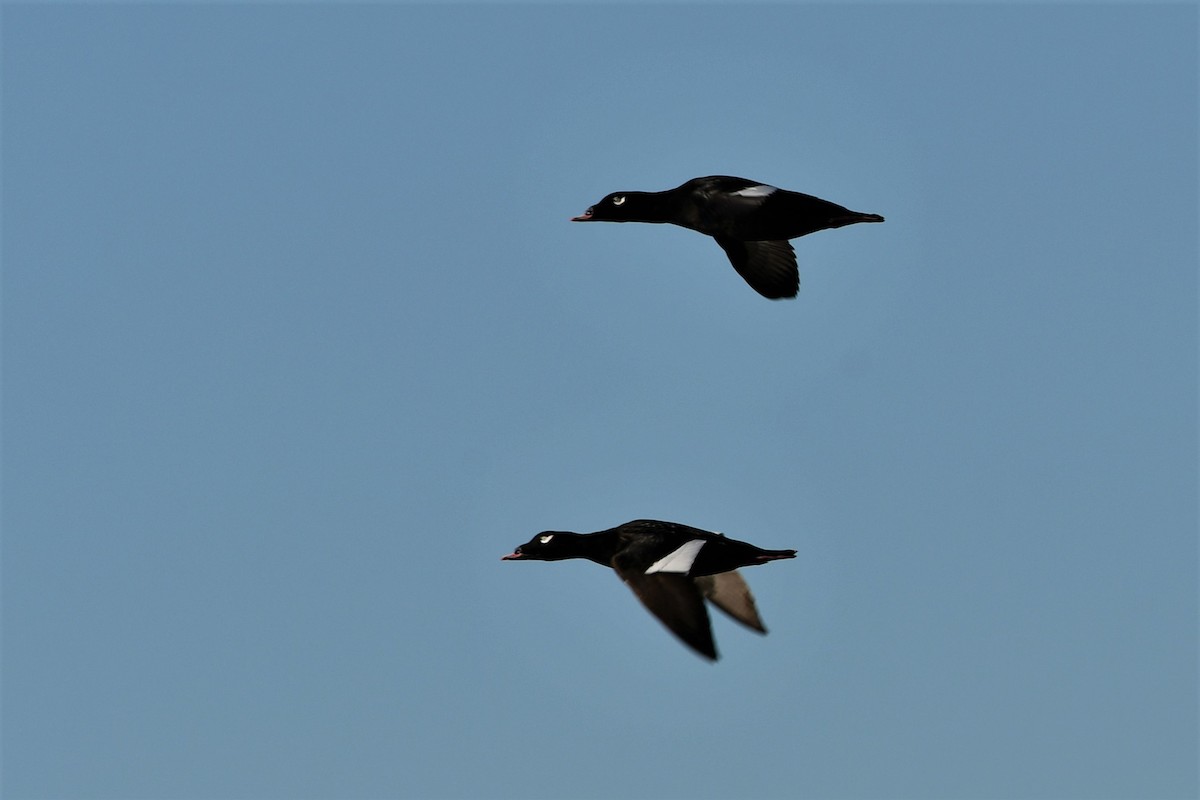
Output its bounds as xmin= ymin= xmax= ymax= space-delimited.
xmin=613 ymin=564 xmax=717 ymax=661
xmin=695 ymin=571 xmax=767 ymax=633
xmin=713 ymin=237 xmax=799 ymax=300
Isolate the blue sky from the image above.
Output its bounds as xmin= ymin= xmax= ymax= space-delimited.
xmin=2 ymin=4 xmax=1196 ymax=799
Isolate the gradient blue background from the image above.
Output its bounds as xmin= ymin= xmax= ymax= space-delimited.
xmin=3 ymin=4 xmax=1196 ymax=799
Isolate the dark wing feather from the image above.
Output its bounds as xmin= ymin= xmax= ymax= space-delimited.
xmin=713 ymin=237 xmax=799 ymax=299
xmin=614 ymin=567 xmax=718 ymax=661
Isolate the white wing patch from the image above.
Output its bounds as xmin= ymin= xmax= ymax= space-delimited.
xmin=539 ymin=534 xmax=554 ymax=544
xmin=731 ymin=184 xmax=778 ymax=198
xmin=644 ymin=539 xmax=706 ymax=575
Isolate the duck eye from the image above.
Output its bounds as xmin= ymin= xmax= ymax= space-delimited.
xmin=612 ymin=195 xmax=625 ymax=206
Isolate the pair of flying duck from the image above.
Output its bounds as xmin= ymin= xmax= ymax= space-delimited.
xmin=504 ymin=176 xmax=884 ymax=659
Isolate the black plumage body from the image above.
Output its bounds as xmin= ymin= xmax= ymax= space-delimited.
xmin=572 ymin=175 xmax=884 ymax=299
xmin=502 ymin=519 xmax=796 ymax=660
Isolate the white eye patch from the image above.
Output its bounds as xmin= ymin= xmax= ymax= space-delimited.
xmin=645 ymin=539 xmax=705 ymax=575
xmin=612 ymin=195 xmax=626 ymax=206
xmin=732 ymin=184 xmax=777 ymax=198
xmin=539 ymin=534 xmax=554 ymax=544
